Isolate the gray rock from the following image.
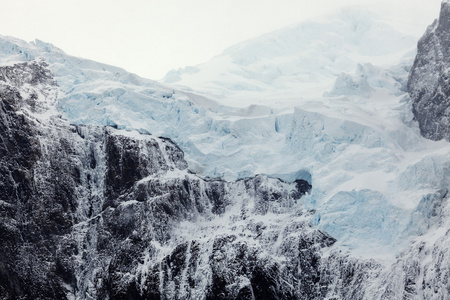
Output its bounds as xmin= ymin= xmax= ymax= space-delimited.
xmin=408 ymin=1 xmax=450 ymax=140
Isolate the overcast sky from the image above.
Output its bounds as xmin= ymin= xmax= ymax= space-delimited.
xmin=0 ymin=0 xmax=443 ymax=79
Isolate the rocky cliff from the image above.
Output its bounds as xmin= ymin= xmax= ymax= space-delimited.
xmin=408 ymin=0 xmax=450 ymax=140
xmin=0 ymin=61 xmax=342 ymax=299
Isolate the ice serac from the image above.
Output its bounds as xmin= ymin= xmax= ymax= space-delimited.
xmin=408 ymin=0 xmax=450 ymax=140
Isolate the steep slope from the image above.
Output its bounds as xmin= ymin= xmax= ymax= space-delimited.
xmin=0 ymin=61 xmax=329 ymax=299
xmin=408 ymin=0 xmax=450 ymax=141
xmin=163 ymin=7 xmax=416 ymax=104
xmin=1 ymin=61 xmax=450 ymax=299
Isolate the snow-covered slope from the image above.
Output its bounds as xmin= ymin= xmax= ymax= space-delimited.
xmin=163 ymin=7 xmax=417 ymax=105
xmin=1 ymin=3 xmax=450 ymax=298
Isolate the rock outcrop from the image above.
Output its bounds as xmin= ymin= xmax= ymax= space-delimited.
xmin=408 ymin=0 xmax=450 ymax=140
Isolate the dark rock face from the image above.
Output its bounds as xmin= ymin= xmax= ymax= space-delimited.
xmin=408 ymin=1 xmax=450 ymax=140
xmin=2 ymin=50 xmax=450 ymax=298
xmin=0 ymin=61 xmax=76 ymax=299
xmin=0 ymin=61 xmax=339 ymax=299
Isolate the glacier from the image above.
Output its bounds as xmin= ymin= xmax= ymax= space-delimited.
xmin=1 ymin=2 xmax=450 ymax=299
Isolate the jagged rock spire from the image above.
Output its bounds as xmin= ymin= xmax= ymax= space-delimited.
xmin=408 ymin=1 xmax=450 ymax=140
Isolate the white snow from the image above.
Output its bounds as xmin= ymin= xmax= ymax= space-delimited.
xmin=163 ymin=7 xmax=417 ymax=105
xmin=1 ymin=6 xmax=449 ymax=259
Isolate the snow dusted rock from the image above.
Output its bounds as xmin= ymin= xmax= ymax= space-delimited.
xmin=0 ymin=61 xmax=77 ymax=298
xmin=408 ymin=0 xmax=450 ymax=140
xmin=0 ymin=62 xmax=327 ymax=299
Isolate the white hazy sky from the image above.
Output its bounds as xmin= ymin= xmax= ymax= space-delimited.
xmin=0 ymin=0 xmax=443 ymax=80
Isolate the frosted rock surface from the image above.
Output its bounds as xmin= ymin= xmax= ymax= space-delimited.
xmin=408 ymin=1 xmax=450 ymax=140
